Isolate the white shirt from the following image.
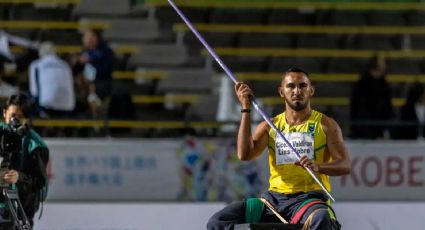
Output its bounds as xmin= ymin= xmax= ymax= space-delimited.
xmin=416 ymin=104 xmax=425 ymax=124
xmin=29 ymin=54 xmax=75 ymax=111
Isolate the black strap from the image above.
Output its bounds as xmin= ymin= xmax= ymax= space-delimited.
xmin=35 ymin=66 xmax=41 ymax=99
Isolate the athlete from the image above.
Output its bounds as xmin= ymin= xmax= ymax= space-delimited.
xmin=207 ymin=68 xmax=351 ymax=230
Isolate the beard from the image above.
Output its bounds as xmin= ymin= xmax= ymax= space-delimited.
xmin=285 ymin=98 xmax=307 ymax=111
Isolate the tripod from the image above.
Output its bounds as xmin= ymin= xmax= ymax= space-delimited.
xmin=2 ymin=188 xmax=31 ymax=230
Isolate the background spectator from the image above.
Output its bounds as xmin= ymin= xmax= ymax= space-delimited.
xmin=0 ymin=60 xmax=19 ymax=98
xmin=72 ymin=29 xmax=115 ymax=117
xmin=350 ymin=54 xmax=393 ymax=139
xmin=394 ymin=82 xmax=425 ymax=139
xmin=29 ymin=42 xmax=75 ymax=118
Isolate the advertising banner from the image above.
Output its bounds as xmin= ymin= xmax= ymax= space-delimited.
xmin=333 ymin=142 xmax=425 ymax=200
xmin=45 ymin=139 xmax=425 ymax=201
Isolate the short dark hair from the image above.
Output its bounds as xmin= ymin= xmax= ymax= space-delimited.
xmin=85 ymin=28 xmax=104 ymax=45
xmin=284 ymin=68 xmax=310 ymax=78
xmin=4 ymin=94 xmax=31 ymax=118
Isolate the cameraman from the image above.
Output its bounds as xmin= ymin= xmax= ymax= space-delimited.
xmin=0 ymin=94 xmax=49 ymax=228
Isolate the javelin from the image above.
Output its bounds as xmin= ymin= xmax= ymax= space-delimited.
xmin=167 ymin=0 xmax=335 ymax=202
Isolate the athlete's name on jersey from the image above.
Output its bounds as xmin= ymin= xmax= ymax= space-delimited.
xmin=277 ymin=147 xmax=311 ymax=156
xmin=276 ymin=140 xmax=313 ymax=148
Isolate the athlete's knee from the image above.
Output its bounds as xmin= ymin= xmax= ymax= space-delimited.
xmin=206 ymin=212 xmax=221 ymax=230
xmin=206 ymin=201 xmax=246 ymax=230
xmin=307 ymin=209 xmax=332 ymax=230
xmin=206 ymin=209 xmax=236 ymax=230
xmin=313 ymin=208 xmax=331 ymax=221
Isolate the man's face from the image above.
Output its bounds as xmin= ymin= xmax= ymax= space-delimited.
xmin=3 ymin=105 xmax=24 ymax=124
xmin=279 ymin=72 xmax=314 ymax=111
xmin=82 ymin=30 xmax=98 ymax=50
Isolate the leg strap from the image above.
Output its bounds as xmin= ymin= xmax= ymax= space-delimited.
xmin=245 ymin=198 xmax=264 ymax=224
xmin=291 ymin=199 xmax=338 ymax=225
xmin=291 ymin=199 xmax=323 ymax=224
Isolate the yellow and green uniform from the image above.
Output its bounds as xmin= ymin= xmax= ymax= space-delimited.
xmin=268 ymin=110 xmax=331 ymax=194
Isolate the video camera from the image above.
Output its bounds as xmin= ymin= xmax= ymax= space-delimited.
xmin=0 ymin=117 xmax=27 ymax=175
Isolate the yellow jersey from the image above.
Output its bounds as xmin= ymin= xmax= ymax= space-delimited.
xmin=268 ymin=110 xmax=331 ymax=194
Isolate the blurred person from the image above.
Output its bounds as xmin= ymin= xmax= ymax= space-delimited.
xmin=207 ymin=68 xmax=350 ymax=230
xmin=350 ymin=54 xmax=393 ymax=139
xmin=72 ymin=29 xmax=115 ymax=117
xmin=394 ymin=82 xmax=425 ymax=139
xmin=0 ymin=94 xmax=49 ymax=227
xmin=0 ymin=61 xmax=19 ymax=98
xmin=0 ymin=30 xmax=39 ymax=75
xmin=29 ymin=42 xmax=75 ymax=118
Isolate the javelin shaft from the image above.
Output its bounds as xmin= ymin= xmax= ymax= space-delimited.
xmin=167 ymin=0 xmax=335 ymax=202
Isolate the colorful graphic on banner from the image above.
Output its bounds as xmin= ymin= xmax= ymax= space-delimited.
xmin=175 ymin=137 xmax=264 ymax=202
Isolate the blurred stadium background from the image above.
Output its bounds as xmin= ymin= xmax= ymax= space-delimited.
xmin=1 ymin=0 xmax=425 ymax=229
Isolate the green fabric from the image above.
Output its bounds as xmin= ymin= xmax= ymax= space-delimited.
xmin=326 ymin=200 xmax=337 ymax=220
xmin=314 ymin=144 xmax=327 ymax=153
xmin=245 ymin=198 xmax=264 ymax=223
xmin=294 ymin=198 xmax=322 ymax=214
xmin=0 ymin=122 xmax=49 ymax=206
xmin=25 ymin=130 xmax=48 ymax=154
xmin=25 ymin=129 xmax=49 ymax=202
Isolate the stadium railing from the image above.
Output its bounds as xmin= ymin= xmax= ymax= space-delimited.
xmin=145 ymin=0 xmax=425 ymax=10
xmin=201 ymin=48 xmax=425 ymax=58
xmin=174 ymin=23 xmax=425 ymax=35
xmin=112 ymin=71 xmax=425 ymax=84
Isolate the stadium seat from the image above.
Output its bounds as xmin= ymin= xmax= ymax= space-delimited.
xmin=0 ymin=4 xmax=9 ymax=20
xmin=326 ymin=58 xmax=368 ymax=73
xmin=406 ymin=10 xmax=425 ymax=25
xmin=211 ymin=56 xmax=268 ymax=72
xmin=352 ymin=34 xmax=398 ymax=50
xmin=101 ymin=18 xmax=160 ymax=42
xmin=184 ymin=32 xmax=237 ymax=56
xmin=327 ymin=10 xmax=367 ymax=25
xmin=156 ymin=68 xmax=213 ymax=94
xmin=367 ymin=11 xmax=406 ymax=26
xmin=296 ymin=34 xmax=343 ymax=49
xmin=410 ymin=35 xmax=425 ymax=50
xmin=249 ymin=80 xmax=281 ymax=97
xmin=387 ymin=58 xmax=423 ymax=75
xmin=11 ymin=4 xmax=72 ymax=21
xmin=186 ymin=94 xmax=219 ymax=121
xmin=314 ymin=82 xmax=352 ymax=97
xmin=268 ymin=9 xmax=322 ymax=25
xmin=212 ymin=56 xmax=268 ymax=73
xmin=73 ymin=0 xmax=131 ymax=16
xmin=268 ymin=57 xmax=327 ymax=73
xmin=155 ymin=7 xmax=210 ymax=29
xmin=238 ymin=33 xmax=293 ymax=48
xmin=210 ymin=56 xmax=235 ymax=72
xmin=210 ymin=8 xmax=267 ymax=24
xmin=128 ymin=44 xmax=188 ymax=67
xmin=236 ymin=56 xmax=269 ymax=72
xmin=39 ymin=30 xmax=81 ymax=45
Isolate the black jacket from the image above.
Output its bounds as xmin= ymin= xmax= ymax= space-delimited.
xmin=350 ymin=71 xmax=393 ymax=139
xmin=4 ymin=128 xmax=49 ymax=222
